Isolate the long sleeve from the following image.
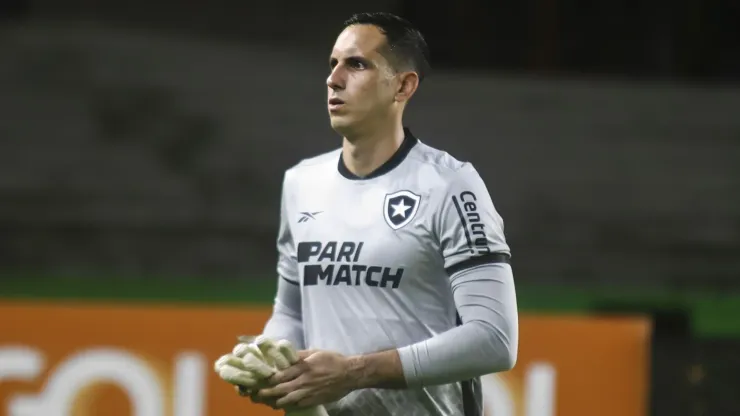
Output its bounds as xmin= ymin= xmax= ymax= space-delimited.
xmin=397 ymin=262 xmax=518 ymax=387
xmin=262 ymin=276 xmax=305 ymax=349
xmin=262 ymin=173 xmax=305 ymax=349
xmin=397 ymin=162 xmax=518 ymax=387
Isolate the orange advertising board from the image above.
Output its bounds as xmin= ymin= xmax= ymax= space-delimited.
xmin=483 ymin=316 xmax=651 ymax=416
xmin=0 ymin=301 xmax=650 ymax=416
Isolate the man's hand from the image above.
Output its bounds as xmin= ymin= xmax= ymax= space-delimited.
xmin=214 ymin=336 xmax=330 ymax=416
xmin=256 ymin=350 xmax=359 ymax=409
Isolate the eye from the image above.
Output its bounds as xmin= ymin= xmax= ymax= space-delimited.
xmin=329 ymin=58 xmax=338 ymax=70
xmin=347 ymin=58 xmax=366 ymax=70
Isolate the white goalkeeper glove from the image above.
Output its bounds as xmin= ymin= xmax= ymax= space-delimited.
xmin=214 ymin=335 xmax=329 ymax=416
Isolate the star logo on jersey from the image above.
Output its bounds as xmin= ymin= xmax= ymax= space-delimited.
xmin=383 ymin=190 xmax=421 ymax=230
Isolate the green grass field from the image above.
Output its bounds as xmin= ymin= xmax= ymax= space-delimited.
xmin=1 ymin=273 xmax=739 ymax=338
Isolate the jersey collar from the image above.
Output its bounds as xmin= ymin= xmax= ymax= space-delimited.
xmin=337 ymin=127 xmax=419 ymax=180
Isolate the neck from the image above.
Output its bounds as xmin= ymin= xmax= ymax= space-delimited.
xmin=342 ymin=123 xmax=405 ymax=178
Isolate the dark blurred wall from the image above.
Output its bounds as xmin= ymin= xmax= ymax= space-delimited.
xmin=14 ymin=0 xmax=740 ymax=81
xmin=21 ymin=0 xmax=399 ymax=48
xmin=403 ymin=0 xmax=740 ymax=82
xmin=1 ymin=20 xmax=739 ymax=287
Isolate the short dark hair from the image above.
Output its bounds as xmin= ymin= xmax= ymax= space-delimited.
xmin=342 ymin=12 xmax=431 ymax=83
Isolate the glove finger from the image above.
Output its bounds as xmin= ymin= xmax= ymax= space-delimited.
xmin=242 ymin=353 xmax=277 ymax=378
xmin=267 ymin=347 xmax=290 ymax=370
xmin=276 ymin=339 xmax=300 ymax=365
xmin=234 ymin=342 xmax=267 ymax=364
xmin=247 ymin=343 xmax=269 ymax=365
xmin=219 ymin=365 xmax=259 ymax=386
xmin=254 ymin=336 xmax=277 ymax=367
xmin=232 ymin=343 xmax=249 ymax=358
xmin=214 ymin=354 xmax=238 ymax=372
xmin=255 ymin=336 xmax=289 ymax=369
xmin=215 ymin=353 xmax=251 ymax=372
xmin=214 ymin=354 xmax=229 ymax=373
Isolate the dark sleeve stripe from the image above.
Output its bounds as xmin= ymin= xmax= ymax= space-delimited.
xmin=445 ymin=252 xmax=511 ymax=276
xmin=281 ymin=276 xmax=300 ymax=286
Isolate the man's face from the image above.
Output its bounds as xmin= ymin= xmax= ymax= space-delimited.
xmin=326 ymin=24 xmax=399 ymax=137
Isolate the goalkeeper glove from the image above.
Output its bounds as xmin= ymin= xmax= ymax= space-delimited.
xmin=214 ymin=335 xmax=329 ymax=416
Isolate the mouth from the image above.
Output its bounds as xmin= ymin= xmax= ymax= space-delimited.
xmin=328 ymin=98 xmax=345 ymax=111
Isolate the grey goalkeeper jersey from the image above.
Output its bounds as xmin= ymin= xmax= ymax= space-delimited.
xmin=271 ymin=129 xmax=512 ymax=416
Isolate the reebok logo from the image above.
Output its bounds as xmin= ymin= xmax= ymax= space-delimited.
xmin=298 ymin=211 xmax=323 ymax=223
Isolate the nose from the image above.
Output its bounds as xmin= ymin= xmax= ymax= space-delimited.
xmin=326 ymin=67 xmax=344 ymax=91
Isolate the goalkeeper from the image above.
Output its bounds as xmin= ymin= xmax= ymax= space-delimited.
xmin=217 ymin=11 xmax=518 ymax=416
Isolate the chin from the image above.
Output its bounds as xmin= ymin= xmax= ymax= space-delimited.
xmin=329 ymin=115 xmax=355 ymax=136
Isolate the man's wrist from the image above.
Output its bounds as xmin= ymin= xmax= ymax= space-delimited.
xmin=347 ymin=349 xmax=408 ymax=390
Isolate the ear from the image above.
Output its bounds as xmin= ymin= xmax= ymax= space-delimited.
xmin=395 ymin=71 xmax=420 ymax=103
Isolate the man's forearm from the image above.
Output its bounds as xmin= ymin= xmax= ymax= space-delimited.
xmin=401 ymin=263 xmax=517 ymax=388
xmin=397 ymin=318 xmax=515 ymax=388
xmin=344 ymin=263 xmax=517 ymax=390
xmin=262 ymin=276 xmax=305 ymax=349
xmin=347 ymin=349 xmax=407 ymax=390
xmin=262 ymin=305 xmax=304 ymax=349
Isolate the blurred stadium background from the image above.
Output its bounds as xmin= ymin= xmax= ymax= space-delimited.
xmin=1 ymin=1 xmax=739 ymax=415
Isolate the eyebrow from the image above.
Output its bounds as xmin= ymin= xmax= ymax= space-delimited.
xmin=330 ymin=55 xmax=373 ymax=66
